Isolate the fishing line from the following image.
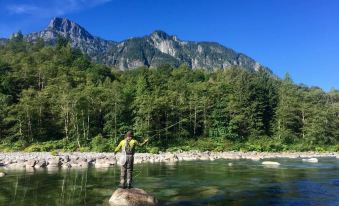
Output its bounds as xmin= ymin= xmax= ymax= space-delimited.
xmin=116 ymin=100 xmax=220 ymax=181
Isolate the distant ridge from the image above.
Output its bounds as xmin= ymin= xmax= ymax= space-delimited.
xmin=18 ymin=17 xmax=269 ymax=72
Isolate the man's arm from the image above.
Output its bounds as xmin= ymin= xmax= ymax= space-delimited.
xmin=114 ymin=141 xmax=123 ymax=154
xmin=138 ymin=138 xmax=149 ymax=147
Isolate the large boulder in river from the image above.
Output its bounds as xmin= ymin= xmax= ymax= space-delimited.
xmin=47 ymin=158 xmax=61 ymax=168
xmin=0 ymin=172 xmax=6 ymax=177
xmin=25 ymin=159 xmax=36 ymax=167
xmin=34 ymin=160 xmax=47 ymax=168
xmin=95 ymin=158 xmax=115 ymax=168
xmin=109 ymin=188 xmax=157 ymax=206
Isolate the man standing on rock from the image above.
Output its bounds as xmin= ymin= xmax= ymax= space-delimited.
xmin=114 ymin=131 xmax=148 ymax=189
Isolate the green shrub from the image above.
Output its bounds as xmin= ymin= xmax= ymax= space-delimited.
xmin=79 ymin=147 xmax=91 ymax=152
xmin=63 ymin=141 xmax=78 ymax=151
xmin=50 ymin=150 xmax=58 ymax=156
xmin=147 ymin=146 xmax=160 ymax=154
xmin=24 ymin=140 xmax=65 ymax=152
xmin=90 ymin=134 xmax=109 ymax=152
xmin=12 ymin=140 xmax=28 ymax=151
xmin=24 ymin=144 xmax=43 ymax=152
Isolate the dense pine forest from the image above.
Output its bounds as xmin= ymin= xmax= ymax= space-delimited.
xmin=0 ymin=34 xmax=338 ymax=152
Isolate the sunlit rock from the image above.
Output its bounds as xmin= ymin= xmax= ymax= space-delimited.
xmin=0 ymin=172 xmax=6 ymax=177
xmin=109 ymin=188 xmax=157 ymax=206
xmin=25 ymin=159 xmax=36 ymax=167
xmin=70 ymin=161 xmax=89 ymax=168
xmin=262 ymin=161 xmax=280 ymax=166
xmin=34 ymin=160 xmax=47 ymax=168
xmin=250 ymin=157 xmax=262 ymax=161
xmin=302 ymin=158 xmax=318 ymax=163
xmin=6 ymin=162 xmax=26 ymax=169
xmin=47 ymin=158 xmax=60 ymax=168
xmin=95 ymin=158 xmax=113 ymax=168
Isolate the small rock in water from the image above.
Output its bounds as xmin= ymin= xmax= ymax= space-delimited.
xmin=25 ymin=159 xmax=36 ymax=167
xmin=0 ymin=172 xmax=6 ymax=177
xmin=302 ymin=158 xmax=318 ymax=163
xmin=47 ymin=159 xmax=60 ymax=168
xmin=6 ymin=162 xmax=26 ymax=169
xmin=34 ymin=160 xmax=47 ymax=168
xmin=109 ymin=188 xmax=157 ymax=206
xmin=262 ymin=161 xmax=280 ymax=166
xmin=251 ymin=157 xmax=261 ymax=161
xmin=63 ymin=155 xmax=71 ymax=162
xmin=228 ymin=163 xmax=233 ymax=166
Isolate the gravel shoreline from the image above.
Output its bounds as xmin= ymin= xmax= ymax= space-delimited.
xmin=0 ymin=151 xmax=338 ymax=170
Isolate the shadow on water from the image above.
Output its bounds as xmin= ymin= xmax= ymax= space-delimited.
xmin=0 ymin=158 xmax=338 ymax=206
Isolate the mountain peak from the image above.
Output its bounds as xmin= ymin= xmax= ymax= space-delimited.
xmin=23 ymin=17 xmax=268 ymax=72
xmin=48 ymin=17 xmax=72 ymax=31
xmin=150 ymin=30 xmax=172 ymax=40
xmin=47 ymin=17 xmax=94 ymax=39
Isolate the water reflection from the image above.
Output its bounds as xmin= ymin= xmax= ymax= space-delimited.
xmin=0 ymin=167 xmax=119 ymax=206
xmin=0 ymin=158 xmax=338 ymax=206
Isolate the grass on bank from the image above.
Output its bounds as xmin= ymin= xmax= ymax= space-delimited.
xmin=0 ymin=136 xmax=338 ymax=153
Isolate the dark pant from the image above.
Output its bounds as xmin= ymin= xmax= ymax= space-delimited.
xmin=120 ymin=154 xmax=134 ymax=187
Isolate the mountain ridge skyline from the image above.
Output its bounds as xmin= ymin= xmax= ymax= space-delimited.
xmin=17 ymin=17 xmax=269 ymax=72
xmin=1 ymin=0 xmax=338 ymax=91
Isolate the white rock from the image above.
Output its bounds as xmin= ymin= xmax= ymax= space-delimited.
xmin=250 ymin=157 xmax=262 ymax=161
xmin=302 ymin=158 xmax=318 ymax=163
xmin=6 ymin=162 xmax=26 ymax=169
xmin=25 ymin=159 xmax=36 ymax=167
xmin=95 ymin=159 xmax=112 ymax=168
xmin=262 ymin=161 xmax=280 ymax=166
xmin=0 ymin=172 xmax=6 ymax=177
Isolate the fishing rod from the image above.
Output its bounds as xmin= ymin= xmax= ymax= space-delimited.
xmin=145 ymin=101 xmax=220 ymax=141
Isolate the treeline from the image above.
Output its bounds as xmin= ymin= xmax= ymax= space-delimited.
xmin=0 ymin=35 xmax=338 ymax=152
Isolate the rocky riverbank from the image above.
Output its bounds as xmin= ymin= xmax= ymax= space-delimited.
xmin=0 ymin=151 xmax=338 ymax=170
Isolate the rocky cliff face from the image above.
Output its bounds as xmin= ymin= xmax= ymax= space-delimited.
xmin=23 ymin=17 xmax=268 ymax=72
xmin=25 ymin=17 xmax=116 ymax=63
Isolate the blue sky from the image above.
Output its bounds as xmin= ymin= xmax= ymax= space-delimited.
xmin=0 ymin=0 xmax=338 ymax=91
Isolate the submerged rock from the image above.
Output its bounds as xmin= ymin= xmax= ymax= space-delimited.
xmin=302 ymin=158 xmax=318 ymax=163
xmin=0 ymin=172 xmax=6 ymax=177
xmin=109 ymin=188 xmax=157 ymax=206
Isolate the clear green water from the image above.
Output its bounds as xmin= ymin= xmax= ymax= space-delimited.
xmin=0 ymin=158 xmax=338 ymax=206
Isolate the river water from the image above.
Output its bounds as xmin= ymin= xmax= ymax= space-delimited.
xmin=0 ymin=158 xmax=338 ymax=206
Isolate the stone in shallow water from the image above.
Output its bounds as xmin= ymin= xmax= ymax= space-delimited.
xmin=47 ymin=159 xmax=60 ymax=168
xmin=302 ymin=158 xmax=318 ymax=163
xmin=25 ymin=159 xmax=36 ymax=167
xmin=0 ymin=172 xmax=6 ymax=177
xmin=109 ymin=188 xmax=157 ymax=206
xmin=262 ymin=161 xmax=280 ymax=166
xmin=34 ymin=160 xmax=47 ymax=168
xmin=95 ymin=159 xmax=113 ymax=168
xmin=6 ymin=162 xmax=26 ymax=169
